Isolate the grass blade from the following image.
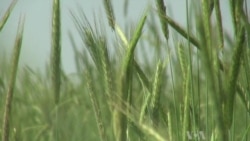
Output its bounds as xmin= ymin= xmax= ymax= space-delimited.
xmin=113 ymin=14 xmax=147 ymax=141
xmin=122 ymin=14 xmax=147 ymax=70
xmin=115 ymin=23 xmax=151 ymax=91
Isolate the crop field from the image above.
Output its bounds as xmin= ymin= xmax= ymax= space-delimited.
xmin=0 ymin=0 xmax=250 ymax=141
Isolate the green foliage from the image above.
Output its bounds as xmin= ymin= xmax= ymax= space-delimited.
xmin=1 ymin=0 xmax=250 ymax=141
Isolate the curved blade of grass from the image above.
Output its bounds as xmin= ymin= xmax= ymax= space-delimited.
xmin=114 ymin=14 xmax=147 ymax=141
xmin=2 ymin=16 xmax=24 ymax=141
xmin=121 ymin=14 xmax=147 ymax=100
xmin=122 ymin=14 xmax=147 ymax=72
xmin=115 ymin=23 xmax=151 ymax=91
xmin=0 ymin=0 xmax=17 ymax=32
xmin=51 ymin=0 xmax=61 ymax=105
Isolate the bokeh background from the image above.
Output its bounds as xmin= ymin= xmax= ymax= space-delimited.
xmin=0 ymin=0 xmax=234 ymax=74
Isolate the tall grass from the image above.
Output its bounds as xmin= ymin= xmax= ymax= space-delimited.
xmin=1 ymin=0 xmax=250 ymax=141
xmin=1 ymin=17 xmax=24 ymax=141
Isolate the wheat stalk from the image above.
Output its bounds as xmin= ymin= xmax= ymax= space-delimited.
xmin=225 ymin=25 xmax=245 ymax=129
xmin=163 ymin=15 xmax=200 ymax=48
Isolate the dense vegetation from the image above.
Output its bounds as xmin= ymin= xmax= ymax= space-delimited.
xmin=1 ymin=0 xmax=250 ymax=141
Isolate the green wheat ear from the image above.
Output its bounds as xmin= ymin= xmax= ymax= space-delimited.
xmin=182 ymin=66 xmax=191 ymax=141
xmin=86 ymin=71 xmax=107 ymax=141
xmin=0 ymin=0 xmax=17 ymax=32
xmin=51 ymin=0 xmax=61 ymax=105
xmin=156 ymin=0 xmax=169 ymax=40
xmin=150 ymin=60 xmax=165 ymax=125
xmin=2 ymin=17 xmax=25 ymax=141
xmin=177 ymin=42 xmax=188 ymax=78
xmin=103 ymin=0 xmax=115 ymax=30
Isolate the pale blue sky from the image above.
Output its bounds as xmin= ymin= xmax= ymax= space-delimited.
xmin=0 ymin=0 xmax=235 ymax=74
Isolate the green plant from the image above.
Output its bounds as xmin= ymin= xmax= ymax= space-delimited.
xmin=1 ymin=0 xmax=250 ymax=141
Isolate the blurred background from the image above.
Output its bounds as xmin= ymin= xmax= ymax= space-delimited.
xmin=0 ymin=0 xmax=234 ymax=74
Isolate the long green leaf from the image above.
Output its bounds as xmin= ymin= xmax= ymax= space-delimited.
xmin=113 ymin=14 xmax=147 ymax=141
